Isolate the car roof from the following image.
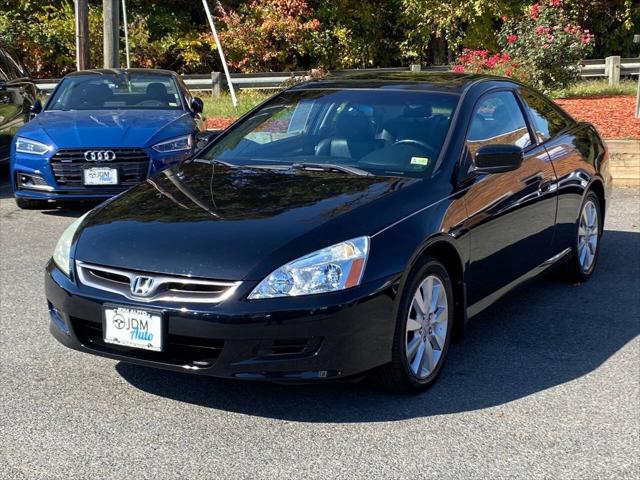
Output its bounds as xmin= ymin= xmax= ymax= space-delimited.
xmin=289 ymin=71 xmax=511 ymax=94
xmin=65 ymin=68 xmax=178 ymax=78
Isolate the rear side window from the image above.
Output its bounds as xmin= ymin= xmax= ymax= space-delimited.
xmin=466 ymin=91 xmax=532 ymax=158
xmin=520 ymin=89 xmax=572 ymax=141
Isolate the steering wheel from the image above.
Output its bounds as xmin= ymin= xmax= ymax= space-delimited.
xmin=137 ymin=99 xmax=165 ymax=107
xmin=392 ymin=139 xmax=437 ymax=158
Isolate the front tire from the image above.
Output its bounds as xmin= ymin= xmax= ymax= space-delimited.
xmin=371 ymin=258 xmax=454 ymax=393
xmin=566 ymin=191 xmax=602 ymax=283
xmin=15 ymin=197 xmax=49 ymax=210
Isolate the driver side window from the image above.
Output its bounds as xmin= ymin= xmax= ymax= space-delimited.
xmin=466 ymin=91 xmax=532 ymax=159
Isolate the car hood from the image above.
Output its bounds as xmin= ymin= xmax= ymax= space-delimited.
xmin=24 ymin=109 xmax=193 ymax=148
xmin=75 ymin=162 xmax=423 ymax=281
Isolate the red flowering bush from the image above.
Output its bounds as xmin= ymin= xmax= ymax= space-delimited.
xmin=452 ymin=49 xmax=528 ymax=82
xmin=499 ymin=0 xmax=593 ymax=90
xmin=453 ymin=1 xmax=593 ymax=92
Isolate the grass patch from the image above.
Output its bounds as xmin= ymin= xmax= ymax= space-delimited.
xmin=552 ymin=79 xmax=638 ymax=99
xmin=201 ymin=90 xmax=274 ymax=118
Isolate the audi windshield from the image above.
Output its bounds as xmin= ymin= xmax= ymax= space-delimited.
xmin=200 ymin=89 xmax=459 ymax=177
xmin=46 ymin=72 xmax=184 ymax=111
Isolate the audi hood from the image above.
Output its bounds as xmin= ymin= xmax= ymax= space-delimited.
xmin=72 ymin=161 xmax=424 ymax=281
xmin=18 ymin=109 xmax=194 ymax=149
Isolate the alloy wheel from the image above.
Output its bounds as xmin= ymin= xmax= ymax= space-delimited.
xmin=578 ymin=200 xmax=599 ymax=272
xmin=405 ymin=274 xmax=449 ymax=379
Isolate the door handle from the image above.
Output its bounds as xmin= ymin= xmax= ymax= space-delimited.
xmin=522 ymin=172 xmax=544 ymax=187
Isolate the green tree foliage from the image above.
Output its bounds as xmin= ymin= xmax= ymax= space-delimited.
xmin=312 ymin=0 xmax=404 ymax=68
xmin=399 ymin=0 xmax=530 ymax=63
xmin=0 ymin=0 xmax=637 ymax=78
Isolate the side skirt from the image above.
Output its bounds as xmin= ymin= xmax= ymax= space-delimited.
xmin=466 ymin=247 xmax=572 ymax=319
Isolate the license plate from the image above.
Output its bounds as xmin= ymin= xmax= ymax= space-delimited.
xmin=103 ymin=306 xmax=163 ymax=351
xmin=83 ymin=167 xmax=118 ymax=185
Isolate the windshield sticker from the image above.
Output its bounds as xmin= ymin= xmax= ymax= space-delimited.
xmin=410 ymin=156 xmax=430 ymax=166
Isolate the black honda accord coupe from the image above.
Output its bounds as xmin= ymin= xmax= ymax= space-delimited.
xmin=46 ymin=72 xmax=611 ymax=392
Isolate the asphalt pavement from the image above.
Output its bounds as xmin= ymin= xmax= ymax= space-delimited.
xmin=1 ymin=174 xmax=638 ymax=480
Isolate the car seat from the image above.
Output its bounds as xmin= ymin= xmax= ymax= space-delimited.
xmin=314 ymin=110 xmax=376 ymax=160
xmin=146 ymin=82 xmax=172 ymax=106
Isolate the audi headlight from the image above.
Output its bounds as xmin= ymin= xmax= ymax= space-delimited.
xmin=248 ymin=237 xmax=370 ymax=299
xmin=152 ymin=135 xmax=192 ymax=153
xmin=15 ymin=137 xmax=52 ymax=155
xmin=52 ymin=213 xmax=89 ymax=276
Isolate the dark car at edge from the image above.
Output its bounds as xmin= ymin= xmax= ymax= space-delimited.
xmin=45 ymin=72 xmax=612 ymax=392
xmin=0 ymin=47 xmax=37 ymax=165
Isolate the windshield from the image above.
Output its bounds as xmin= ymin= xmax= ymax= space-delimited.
xmin=47 ymin=72 xmax=183 ymax=111
xmin=200 ymin=89 xmax=459 ymax=177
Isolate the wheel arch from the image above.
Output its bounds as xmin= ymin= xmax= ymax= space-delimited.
xmin=398 ymin=235 xmax=468 ymax=342
xmin=587 ymin=177 xmax=606 ymax=221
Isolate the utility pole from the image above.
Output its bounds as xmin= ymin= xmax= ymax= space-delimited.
xmin=103 ymin=0 xmax=120 ymax=68
xmin=634 ymin=34 xmax=640 ymax=118
xmin=122 ymin=0 xmax=131 ymax=68
xmin=75 ymin=0 xmax=90 ymax=70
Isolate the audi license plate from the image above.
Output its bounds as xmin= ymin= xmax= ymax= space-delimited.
xmin=83 ymin=167 xmax=118 ymax=186
xmin=103 ymin=306 xmax=163 ymax=351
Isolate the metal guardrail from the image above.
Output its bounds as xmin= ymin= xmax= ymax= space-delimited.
xmin=580 ymin=57 xmax=639 ymax=79
xmin=33 ymin=58 xmax=639 ymax=94
xmin=34 ymin=67 xmax=417 ymax=93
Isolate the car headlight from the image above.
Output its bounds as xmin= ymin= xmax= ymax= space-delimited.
xmin=52 ymin=213 xmax=89 ymax=276
xmin=152 ymin=135 xmax=192 ymax=153
xmin=248 ymin=237 xmax=370 ymax=299
xmin=15 ymin=137 xmax=52 ymax=155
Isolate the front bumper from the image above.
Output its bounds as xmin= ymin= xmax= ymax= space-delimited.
xmin=11 ymin=149 xmax=191 ymax=201
xmin=45 ymin=262 xmax=399 ymax=381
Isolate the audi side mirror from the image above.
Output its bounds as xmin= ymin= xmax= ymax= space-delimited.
xmin=191 ymin=97 xmax=204 ymax=114
xmin=196 ymin=130 xmax=221 ymax=149
xmin=475 ymin=144 xmax=523 ymax=174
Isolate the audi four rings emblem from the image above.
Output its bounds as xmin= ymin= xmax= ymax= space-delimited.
xmin=84 ymin=150 xmax=117 ymax=161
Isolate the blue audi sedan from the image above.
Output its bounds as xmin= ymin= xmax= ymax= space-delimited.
xmin=10 ymin=69 xmax=205 ymax=209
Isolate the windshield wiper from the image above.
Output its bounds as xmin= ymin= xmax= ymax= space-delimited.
xmin=289 ymin=163 xmax=372 ymax=176
xmin=192 ymin=158 xmax=238 ymax=168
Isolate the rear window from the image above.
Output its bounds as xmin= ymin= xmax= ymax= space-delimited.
xmin=47 ymin=73 xmax=183 ymax=111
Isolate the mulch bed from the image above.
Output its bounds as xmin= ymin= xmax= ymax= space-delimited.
xmin=555 ymin=96 xmax=639 ymax=139
xmin=205 ymin=117 xmax=236 ymax=130
xmin=205 ymin=96 xmax=640 ymax=140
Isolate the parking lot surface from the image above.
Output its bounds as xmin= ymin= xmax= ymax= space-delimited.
xmin=1 ymin=175 xmax=638 ymax=480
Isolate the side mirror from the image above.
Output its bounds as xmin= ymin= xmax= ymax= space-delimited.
xmin=196 ymin=130 xmax=221 ymax=149
xmin=475 ymin=144 xmax=523 ymax=174
xmin=31 ymin=99 xmax=43 ymax=115
xmin=0 ymin=80 xmax=7 ymax=91
xmin=191 ymin=97 xmax=204 ymax=114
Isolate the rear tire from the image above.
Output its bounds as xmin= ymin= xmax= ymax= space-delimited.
xmin=370 ymin=258 xmax=454 ymax=394
xmin=565 ymin=191 xmax=602 ymax=283
xmin=15 ymin=197 xmax=49 ymax=210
